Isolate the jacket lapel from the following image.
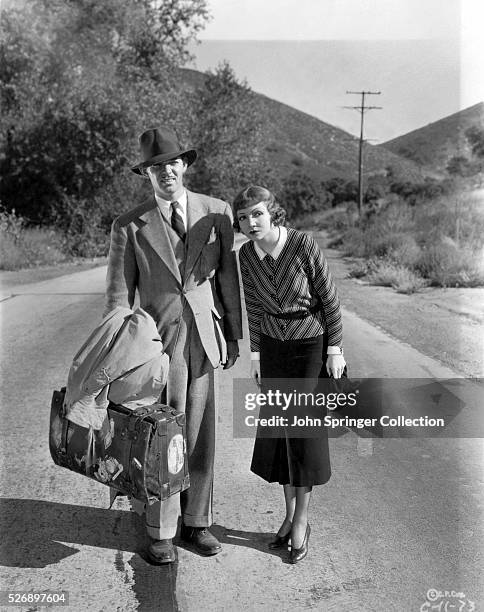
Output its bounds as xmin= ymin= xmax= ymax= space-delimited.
xmin=185 ymin=191 xmax=213 ymax=280
xmin=137 ymin=198 xmax=182 ymax=285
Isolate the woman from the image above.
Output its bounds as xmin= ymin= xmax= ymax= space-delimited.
xmin=233 ymin=185 xmax=346 ymax=563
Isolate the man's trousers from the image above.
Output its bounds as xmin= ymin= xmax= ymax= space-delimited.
xmin=133 ymin=307 xmax=217 ymax=539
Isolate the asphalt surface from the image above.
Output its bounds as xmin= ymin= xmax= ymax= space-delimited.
xmin=0 ymin=249 xmax=482 ymax=611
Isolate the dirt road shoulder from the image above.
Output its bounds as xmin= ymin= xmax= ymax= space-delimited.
xmin=321 ymin=241 xmax=483 ymax=377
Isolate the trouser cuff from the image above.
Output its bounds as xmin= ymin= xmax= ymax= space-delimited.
xmin=182 ymin=513 xmax=212 ymax=528
xmin=146 ymin=522 xmax=177 ymax=540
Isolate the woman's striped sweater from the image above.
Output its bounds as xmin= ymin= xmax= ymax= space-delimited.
xmin=238 ymin=228 xmax=343 ymax=353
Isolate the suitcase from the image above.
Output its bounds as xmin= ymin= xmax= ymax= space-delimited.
xmin=49 ymin=388 xmax=190 ymax=505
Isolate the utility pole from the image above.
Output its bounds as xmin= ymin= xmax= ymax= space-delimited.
xmin=344 ymin=91 xmax=382 ymax=217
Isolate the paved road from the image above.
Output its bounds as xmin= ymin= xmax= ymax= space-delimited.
xmin=0 ymin=258 xmax=482 ymax=611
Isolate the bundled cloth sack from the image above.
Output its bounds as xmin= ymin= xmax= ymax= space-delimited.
xmin=64 ymin=306 xmax=169 ymax=430
xmin=49 ymin=307 xmax=188 ymax=505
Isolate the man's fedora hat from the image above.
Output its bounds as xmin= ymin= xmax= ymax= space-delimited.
xmin=131 ymin=127 xmax=197 ymax=175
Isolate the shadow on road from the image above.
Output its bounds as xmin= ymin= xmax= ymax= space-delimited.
xmin=0 ymin=498 xmax=180 ymax=611
xmin=207 ymin=524 xmax=294 ymax=564
xmin=0 ymin=498 xmax=141 ymax=567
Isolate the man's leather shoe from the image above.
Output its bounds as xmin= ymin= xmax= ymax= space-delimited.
xmin=147 ymin=539 xmax=176 ymax=564
xmin=180 ymin=525 xmax=222 ymax=556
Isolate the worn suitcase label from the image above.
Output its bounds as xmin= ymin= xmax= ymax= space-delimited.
xmin=167 ymin=434 xmax=185 ymax=474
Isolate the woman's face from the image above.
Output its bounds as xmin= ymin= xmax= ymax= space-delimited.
xmin=236 ymin=201 xmax=274 ymax=242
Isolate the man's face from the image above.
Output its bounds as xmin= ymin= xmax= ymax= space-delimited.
xmin=146 ymin=158 xmax=187 ymax=200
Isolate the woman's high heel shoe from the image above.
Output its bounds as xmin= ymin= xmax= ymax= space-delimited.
xmin=290 ymin=524 xmax=311 ymax=563
xmin=268 ymin=529 xmax=291 ymax=549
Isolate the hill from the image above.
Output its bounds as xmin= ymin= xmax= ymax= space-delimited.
xmin=180 ymin=68 xmax=424 ymax=184
xmin=380 ymin=102 xmax=484 ymax=173
xmin=190 ymin=39 xmax=464 ymax=144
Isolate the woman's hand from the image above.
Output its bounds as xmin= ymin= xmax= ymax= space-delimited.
xmin=326 ymin=354 xmax=346 ymax=379
xmin=250 ymin=359 xmax=261 ymax=387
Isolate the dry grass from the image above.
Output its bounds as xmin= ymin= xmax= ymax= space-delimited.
xmin=415 ymin=238 xmax=484 ymax=287
xmin=366 ymin=261 xmax=428 ymax=294
xmin=0 ymin=208 xmax=67 ymax=270
xmin=331 ymin=190 xmax=484 ymax=290
xmin=0 ymin=227 xmax=67 ymax=270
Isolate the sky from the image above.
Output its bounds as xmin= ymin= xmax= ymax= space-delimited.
xmin=190 ymin=0 xmax=484 ymax=140
xmin=200 ymin=0 xmax=461 ymax=41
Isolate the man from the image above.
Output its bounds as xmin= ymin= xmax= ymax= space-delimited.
xmin=105 ymin=127 xmax=242 ymax=564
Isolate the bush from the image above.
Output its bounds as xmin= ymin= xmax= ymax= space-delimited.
xmin=413 ymin=193 xmax=484 ymax=251
xmin=335 ymin=201 xmax=415 ymax=258
xmin=0 ymin=226 xmax=65 ymax=270
xmin=366 ymin=260 xmax=428 ymax=294
xmin=294 ymin=210 xmax=325 ymax=232
xmin=348 ymin=260 xmax=371 ymax=279
xmin=59 ymin=197 xmax=111 ymax=258
xmin=389 ymin=235 xmax=422 ymax=267
xmin=366 ymin=201 xmax=414 ymax=234
xmin=339 ymin=227 xmax=367 ymax=257
xmin=0 ymin=232 xmax=30 ymax=269
xmin=372 ymin=233 xmax=422 ymax=265
xmin=415 ymin=238 xmax=484 ymax=287
xmin=0 ymin=206 xmax=24 ymax=241
xmin=337 ymin=190 xmax=484 ymax=290
xmin=321 ymin=206 xmax=355 ymax=232
xmin=340 ymin=226 xmax=388 ymax=258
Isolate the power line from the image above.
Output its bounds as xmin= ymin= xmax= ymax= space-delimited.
xmin=344 ymin=91 xmax=382 ymax=217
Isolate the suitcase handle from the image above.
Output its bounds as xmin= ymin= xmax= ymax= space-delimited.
xmin=109 ymin=402 xmax=184 ymax=438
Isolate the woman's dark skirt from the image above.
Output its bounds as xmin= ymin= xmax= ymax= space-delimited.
xmin=250 ymin=333 xmax=331 ymax=487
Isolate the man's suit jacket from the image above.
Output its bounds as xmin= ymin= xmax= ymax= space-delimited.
xmin=105 ymin=190 xmax=242 ymax=369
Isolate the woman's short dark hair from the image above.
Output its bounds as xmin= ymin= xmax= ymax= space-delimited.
xmin=232 ymin=185 xmax=286 ymax=231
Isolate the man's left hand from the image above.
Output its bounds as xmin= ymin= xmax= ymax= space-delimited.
xmin=223 ymin=340 xmax=240 ymax=370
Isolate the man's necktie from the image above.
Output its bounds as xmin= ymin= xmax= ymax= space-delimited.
xmin=170 ymin=201 xmax=186 ymax=241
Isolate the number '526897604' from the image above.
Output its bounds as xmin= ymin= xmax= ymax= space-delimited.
xmin=0 ymin=591 xmax=69 ymax=606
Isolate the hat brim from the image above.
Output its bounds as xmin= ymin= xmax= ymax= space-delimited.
xmin=131 ymin=148 xmax=197 ymax=175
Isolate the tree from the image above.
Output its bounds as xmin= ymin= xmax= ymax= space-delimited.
xmin=0 ymin=0 xmax=210 ymax=231
xmin=188 ymin=62 xmax=273 ymax=200
xmin=389 ymin=177 xmax=451 ymax=206
xmin=446 ymin=155 xmax=475 ymax=178
xmin=465 ymin=126 xmax=484 ymax=159
xmin=364 ymin=174 xmax=391 ymax=204
xmin=280 ymin=173 xmax=332 ymax=220
xmin=323 ymin=177 xmax=358 ymax=207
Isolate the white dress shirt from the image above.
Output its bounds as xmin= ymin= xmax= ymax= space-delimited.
xmin=155 ymin=190 xmax=188 ymax=228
